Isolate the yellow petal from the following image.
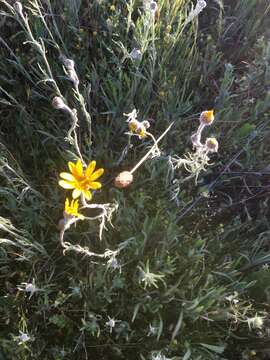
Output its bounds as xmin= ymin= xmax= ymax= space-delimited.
xmin=60 ymin=172 xmax=75 ymax=181
xmin=73 ymin=200 xmax=79 ymax=211
xmin=89 ymin=181 xmax=102 ymax=190
xmin=59 ymin=180 xmax=75 ymax=189
xmin=75 ymin=159 xmax=83 ymax=176
xmin=72 ymin=188 xmax=81 ymax=199
xmin=65 ymin=198 xmax=69 ymax=210
xmin=68 ymin=161 xmax=76 ymax=174
xmin=82 ymin=189 xmax=92 ymax=201
xmin=90 ymin=168 xmax=104 ymax=181
xmin=85 ymin=160 xmax=96 ymax=177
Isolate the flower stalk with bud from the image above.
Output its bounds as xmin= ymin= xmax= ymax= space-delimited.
xmin=170 ymin=110 xmax=219 ymax=184
xmin=114 ymin=122 xmax=173 ymax=188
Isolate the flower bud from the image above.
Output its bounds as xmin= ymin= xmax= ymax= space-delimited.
xmin=149 ymin=1 xmax=158 ymax=13
xmin=67 ymin=69 xmax=79 ymax=89
xmin=114 ymin=171 xmax=133 ymax=188
xmin=198 ymin=0 xmax=207 ymax=9
xmin=129 ymin=48 xmax=142 ymax=61
xmin=14 ymin=1 xmax=23 ymax=14
xmin=200 ymin=110 xmax=214 ymax=126
xmin=52 ymin=96 xmax=66 ymax=110
xmin=63 ymin=59 xmax=75 ymax=70
xmin=205 ymin=137 xmax=219 ymax=152
xmin=142 ymin=120 xmax=150 ymax=129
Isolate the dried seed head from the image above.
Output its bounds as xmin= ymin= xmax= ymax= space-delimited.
xmin=205 ymin=137 xmax=219 ymax=152
xmin=52 ymin=96 xmax=66 ymax=110
xmin=200 ymin=110 xmax=214 ymax=126
xmin=14 ymin=1 xmax=23 ymax=14
xmin=114 ymin=171 xmax=133 ymax=188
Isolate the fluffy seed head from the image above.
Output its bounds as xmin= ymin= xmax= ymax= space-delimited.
xmin=200 ymin=110 xmax=214 ymax=126
xmin=114 ymin=171 xmax=133 ymax=188
xmin=205 ymin=137 xmax=219 ymax=152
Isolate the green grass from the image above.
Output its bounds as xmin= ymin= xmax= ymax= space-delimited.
xmin=0 ymin=0 xmax=270 ymax=359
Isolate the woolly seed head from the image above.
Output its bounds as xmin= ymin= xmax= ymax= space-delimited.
xmin=114 ymin=171 xmax=133 ymax=188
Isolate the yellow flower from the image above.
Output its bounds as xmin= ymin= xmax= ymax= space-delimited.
xmin=128 ymin=119 xmax=139 ymax=133
xmin=128 ymin=119 xmax=147 ymax=138
xmin=138 ymin=127 xmax=147 ymax=138
xmin=200 ymin=110 xmax=214 ymax=125
xmin=64 ymin=198 xmax=84 ymax=220
xmin=59 ymin=159 xmax=104 ymax=200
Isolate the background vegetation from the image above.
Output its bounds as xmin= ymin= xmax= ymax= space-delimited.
xmin=0 ymin=0 xmax=270 ymax=359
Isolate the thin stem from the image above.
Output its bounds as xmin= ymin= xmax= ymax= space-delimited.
xmin=130 ymin=122 xmax=174 ymax=174
xmin=20 ymin=11 xmax=62 ymax=96
xmin=74 ymin=89 xmax=92 ymax=151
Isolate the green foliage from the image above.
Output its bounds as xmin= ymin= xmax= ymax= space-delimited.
xmin=0 ymin=0 xmax=270 ymax=359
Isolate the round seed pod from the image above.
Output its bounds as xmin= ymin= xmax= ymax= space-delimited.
xmin=200 ymin=110 xmax=214 ymax=126
xmin=114 ymin=171 xmax=133 ymax=188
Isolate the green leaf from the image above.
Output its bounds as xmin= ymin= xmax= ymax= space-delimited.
xmin=237 ymin=123 xmax=256 ymax=138
xmin=200 ymin=343 xmax=226 ymax=354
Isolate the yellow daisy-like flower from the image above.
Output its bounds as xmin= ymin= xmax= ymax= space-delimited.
xmin=64 ymin=198 xmax=85 ymax=220
xmin=59 ymin=159 xmax=104 ymax=200
xmin=200 ymin=110 xmax=214 ymax=125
